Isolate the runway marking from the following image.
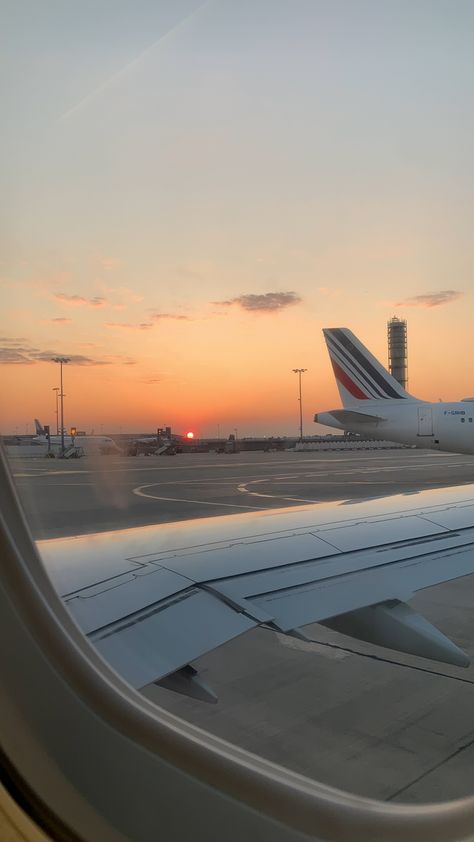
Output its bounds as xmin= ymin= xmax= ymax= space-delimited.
xmin=13 ymin=470 xmax=90 ymax=478
xmin=237 ymin=465 xmax=459 ymax=503
xmin=238 ymin=476 xmax=417 ymax=503
xmin=133 ymin=483 xmax=267 ymax=510
xmin=13 ymin=451 xmax=465 ymax=479
xmin=15 ymin=482 xmax=96 ymax=487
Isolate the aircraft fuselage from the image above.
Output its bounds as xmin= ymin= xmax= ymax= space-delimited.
xmin=317 ymin=401 xmax=474 ymax=456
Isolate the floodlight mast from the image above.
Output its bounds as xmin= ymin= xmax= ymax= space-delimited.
xmin=292 ymin=368 xmax=307 ymax=442
xmin=52 ymin=357 xmax=70 ymax=455
xmin=52 ymin=387 xmax=60 ymax=435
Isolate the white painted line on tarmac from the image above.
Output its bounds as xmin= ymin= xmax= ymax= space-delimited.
xmin=237 ymin=488 xmax=387 ymax=504
xmin=133 ymin=484 xmax=267 ymax=509
xmin=14 ymin=451 xmax=464 ymax=479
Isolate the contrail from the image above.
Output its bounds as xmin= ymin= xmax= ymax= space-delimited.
xmin=59 ymin=0 xmax=212 ymax=122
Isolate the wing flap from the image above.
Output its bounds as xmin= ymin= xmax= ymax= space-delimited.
xmin=89 ymin=587 xmax=256 ymax=689
xmin=249 ymin=540 xmax=474 ymax=632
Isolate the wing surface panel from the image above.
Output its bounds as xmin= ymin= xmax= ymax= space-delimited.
xmin=67 ymin=566 xmax=193 ymax=635
xmin=207 ymin=528 xmax=474 ymax=604
xmin=153 ymin=533 xmax=339 ymax=581
xmin=310 ymin=515 xmax=447 ymax=553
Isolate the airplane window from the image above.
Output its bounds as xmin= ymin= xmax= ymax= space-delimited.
xmin=3 ymin=0 xmax=474 ymax=820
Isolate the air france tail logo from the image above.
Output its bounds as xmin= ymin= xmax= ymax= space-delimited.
xmin=324 ymin=328 xmax=407 ymax=401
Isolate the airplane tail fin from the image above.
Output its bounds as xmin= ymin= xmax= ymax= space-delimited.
xmin=34 ymin=418 xmax=45 ymax=436
xmin=323 ymin=328 xmax=414 ymax=407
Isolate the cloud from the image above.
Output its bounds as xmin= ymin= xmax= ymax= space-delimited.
xmin=31 ymin=351 xmax=110 ymax=366
xmin=143 ymin=377 xmax=161 ymax=384
xmin=214 ymin=291 xmax=302 ymax=313
xmin=0 ymin=336 xmax=29 ymax=344
xmin=396 ymin=290 xmax=463 ymax=308
xmin=48 ymin=317 xmax=73 ymax=325
xmin=150 ymin=313 xmax=190 ymax=322
xmin=105 ymin=322 xmax=153 ymax=330
xmin=0 ymin=349 xmax=34 ymax=364
xmin=52 ymin=292 xmax=107 ymax=308
xmin=0 ymin=335 xmax=137 ymax=366
xmin=0 ymin=345 xmax=107 ymax=366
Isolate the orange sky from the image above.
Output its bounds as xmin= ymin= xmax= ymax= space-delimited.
xmin=2 ymin=2 xmax=473 ymax=435
xmin=1 ymin=297 xmax=472 ymax=436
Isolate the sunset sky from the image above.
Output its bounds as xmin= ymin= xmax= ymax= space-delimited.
xmin=2 ymin=0 xmax=474 ymax=436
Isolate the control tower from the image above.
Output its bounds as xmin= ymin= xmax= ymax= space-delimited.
xmin=387 ymin=317 xmax=408 ymax=390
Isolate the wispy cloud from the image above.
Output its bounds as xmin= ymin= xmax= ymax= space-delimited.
xmin=59 ymin=2 xmax=211 ymax=121
xmin=150 ymin=312 xmax=190 ymax=322
xmin=214 ymin=291 xmax=302 ymax=313
xmin=0 ymin=336 xmax=29 ymax=345
xmin=0 ymin=341 xmax=119 ymax=366
xmin=105 ymin=322 xmax=153 ymax=330
xmin=52 ymin=292 xmax=107 ymax=308
xmin=143 ymin=377 xmax=161 ymax=384
xmin=47 ymin=317 xmax=73 ymax=325
xmin=0 ymin=349 xmax=34 ymax=365
xmin=396 ymin=290 xmax=464 ymax=308
xmin=31 ymin=351 xmax=110 ymax=366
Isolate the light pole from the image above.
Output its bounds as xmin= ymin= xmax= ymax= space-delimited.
xmin=53 ymin=387 xmax=60 ymax=435
xmin=52 ymin=357 xmax=70 ymax=455
xmin=292 ymin=368 xmax=307 ymax=442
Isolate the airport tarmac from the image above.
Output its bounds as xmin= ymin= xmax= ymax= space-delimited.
xmin=11 ymin=447 xmax=474 ymax=540
xmin=9 ymin=447 xmax=474 ymax=805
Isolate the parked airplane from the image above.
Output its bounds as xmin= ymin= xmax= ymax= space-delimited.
xmin=315 ymin=328 xmax=474 ymax=455
xmin=34 ymin=418 xmax=121 ymax=455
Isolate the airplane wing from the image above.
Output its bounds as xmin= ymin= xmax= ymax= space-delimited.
xmin=37 ymin=485 xmax=474 ymax=700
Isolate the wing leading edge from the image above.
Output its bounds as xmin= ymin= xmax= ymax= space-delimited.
xmin=37 ymin=486 xmax=474 ymax=700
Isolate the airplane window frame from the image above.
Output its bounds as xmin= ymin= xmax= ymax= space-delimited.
xmin=2 ymin=447 xmax=474 ymax=841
